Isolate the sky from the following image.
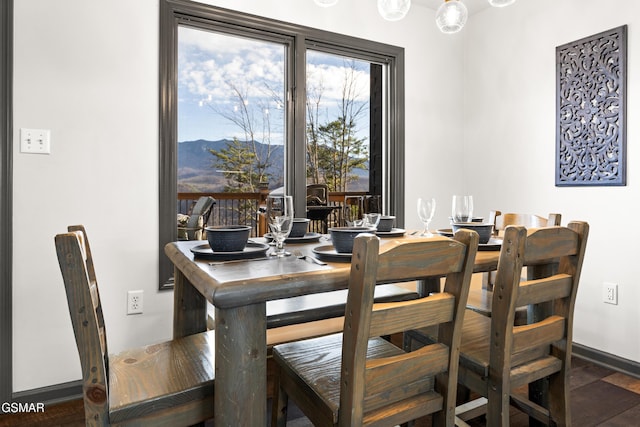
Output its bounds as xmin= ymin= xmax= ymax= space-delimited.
xmin=177 ymin=26 xmax=371 ymax=144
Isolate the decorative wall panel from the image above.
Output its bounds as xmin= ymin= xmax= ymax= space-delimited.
xmin=556 ymin=26 xmax=627 ymax=186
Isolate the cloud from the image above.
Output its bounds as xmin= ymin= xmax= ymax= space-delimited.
xmin=176 ymin=26 xmax=370 ymax=142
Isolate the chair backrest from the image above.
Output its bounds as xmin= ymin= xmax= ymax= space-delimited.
xmin=339 ymin=230 xmax=479 ymax=425
xmin=186 ymin=196 xmax=216 ymax=229
xmin=55 ymin=226 xmax=110 ymax=423
xmin=490 ymin=222 xmax=589 ymax=388
xmin=493 ymin=212 xmax=561 ymax=235
xmin=306 ymin=184 xmax=328 ymax=206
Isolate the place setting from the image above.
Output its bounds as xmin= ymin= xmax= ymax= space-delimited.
xmin=190 ymin=225 xmax=271 ymax=261
xmin=192 ymin=194 xmax=331 ymax=267
xmin=313 ymin=195 xmax=406 ymax=262
xmin=439 ymin=195 xmax=503 ymax=250
xmin=263 ymin=218 xmax=323 ymax=243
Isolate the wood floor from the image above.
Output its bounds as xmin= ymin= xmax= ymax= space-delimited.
xmin=1 ymin=356 xmax=638 ymax=426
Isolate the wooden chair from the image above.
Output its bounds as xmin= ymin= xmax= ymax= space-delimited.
xmin=270 ymin=230 xmax=479 ymax=427
xmin=469 ymin=212 xmax=563 ymax=321
xmin=491 ymin=211 xmax=562 ymax=237
xmin=456 ymin=221 xmax=589 ymax=426
xmin=55 ymin=225 xmax=215 ymax=426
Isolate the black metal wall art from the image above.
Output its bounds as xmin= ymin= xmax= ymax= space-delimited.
xmin=556 ymin=25 xmax=627 ymax=186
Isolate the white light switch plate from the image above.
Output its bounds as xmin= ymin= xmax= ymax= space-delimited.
xmin=20 ymin=128 xmax=51 ymax=154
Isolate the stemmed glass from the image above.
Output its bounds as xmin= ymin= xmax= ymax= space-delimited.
xmin=417 ymin=197 xmax=436 ymax=236
xmin=266 ymin=195 xmax=294 ymax=257
xmin=451 ymin=195 xmax=473 ymax=223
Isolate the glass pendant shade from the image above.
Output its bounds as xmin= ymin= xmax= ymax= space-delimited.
xmin=488 ymin=0 xmax=516 ymax=6
xmin=314 ymin=0 xmax=338 ymax=7
xmin=435 ymin=0 xmax=468 ymax=34
xmin=378 ymin=0 xmax=411 ymax=21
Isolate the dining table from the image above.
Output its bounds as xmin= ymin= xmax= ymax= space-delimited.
xmin=165 ymin=231 xmax=501 ymax=426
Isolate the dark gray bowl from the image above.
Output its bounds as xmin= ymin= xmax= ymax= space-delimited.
xmin=376 ymin=215 xmax=396 ymax=232
xmin=329 ymin=226 xmax=376 ymax=253
xmin=205 ymin=225 xmax=251 ymax=252
xmin=451 ymin=222 xmax=493 ymax=244
xmin=289 ymin=218 xmax=311 ymax=238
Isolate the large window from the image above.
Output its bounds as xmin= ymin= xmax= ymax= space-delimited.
xmin=159 ymin=0 xmax=405 ymax=288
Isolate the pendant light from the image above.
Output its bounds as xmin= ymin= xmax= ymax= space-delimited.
xmin=377 ymin=0 xmax=411 ymax=21
xmin=435 ymin=0 xmax=468 ymax=34
xmin=313 ymin=0 xmax=338 ymax=7
xmin=488 ymin=0 xmax=516 ymax=6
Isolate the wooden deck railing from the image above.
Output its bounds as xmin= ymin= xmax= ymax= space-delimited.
xmin=178 ymin=190 xmax=369 ymax=237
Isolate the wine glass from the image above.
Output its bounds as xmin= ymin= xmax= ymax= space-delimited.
xmin=417 ymin=197 xmax=436 ymax=236
xmin=451 ymin=195 xmax=473 ymax=223
xmin=266 ymin=195 xmax=294 ymax=257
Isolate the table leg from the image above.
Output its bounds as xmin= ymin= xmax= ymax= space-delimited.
xmin=215 ymin=303 xmax=267 ymax=426
xmin=173 ymin=266 xmax=207 ymax=339
xmin=417 ymin=277 xmax=441 ymax=297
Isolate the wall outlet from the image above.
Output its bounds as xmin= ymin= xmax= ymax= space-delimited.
xmin=603 ymin=282 xmax=618 ymax=305
xmin=127 ymin=290 xmax=144 ymax=314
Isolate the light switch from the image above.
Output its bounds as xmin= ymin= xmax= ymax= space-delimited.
xmin=20 ymin=128 xmax=51 ymax=154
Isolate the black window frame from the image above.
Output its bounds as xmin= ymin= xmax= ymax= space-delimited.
xmin=159 ymin=0 xmax=405 ymax=289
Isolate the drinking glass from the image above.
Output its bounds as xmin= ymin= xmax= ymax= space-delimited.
xmin=417 ymin=197 xmax=436 ymax=236
xmin=451 ymin=195 xmax=473 ymax=223
xmin=266 ymin=195 xmax=294 ymax=257
xmin=362 ymin=195 xmax=382 ymax=228
xmin=343 ymin=196 xmax=364 ymax=226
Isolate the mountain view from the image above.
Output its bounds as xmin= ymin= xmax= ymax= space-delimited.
xmin=178 ymin=139 xmax=369 ymax=193
xmin=178 ymin=139 xmax=285 ymax=193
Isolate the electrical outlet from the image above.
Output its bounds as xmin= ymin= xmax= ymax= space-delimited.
xmin=127 ymin=290 xmax=144 ymax=314
xmin=603 ymin=282 xmax=618 ymax=305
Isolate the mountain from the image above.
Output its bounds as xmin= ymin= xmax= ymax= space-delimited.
xmin=177 ymin=139 xmax=284 ymax=192
xmin=178 ymin=138 xmax=369 ymax=193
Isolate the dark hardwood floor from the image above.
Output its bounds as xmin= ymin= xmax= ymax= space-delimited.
xmin=1 ymin=356 xmax=638 ymax=426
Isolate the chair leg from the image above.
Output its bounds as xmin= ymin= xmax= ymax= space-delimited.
xmin=482 ymin=271 xmax=495 ymax=290
xmin=548 ymin=369 xmax=570 ymax=427
xmin=486 ymin=379 xmax=510 ymax=427
xmin=270 ymin=365 xmax=288 ymax=427
xmin=528 ymin=377 xmax=549 ymax=427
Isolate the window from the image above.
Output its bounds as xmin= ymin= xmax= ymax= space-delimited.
xmin=177 ymin=27 xmax=288 ymax=194
xmin=159 ymin=0 xmax=405 ymax=288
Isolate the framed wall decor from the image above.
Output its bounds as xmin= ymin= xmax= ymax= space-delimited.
xmin=556 ymin=25 xmax=627 ymax=186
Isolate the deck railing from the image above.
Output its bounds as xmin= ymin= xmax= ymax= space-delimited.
xmin=178 ymin=190 xmax=369 ymax=237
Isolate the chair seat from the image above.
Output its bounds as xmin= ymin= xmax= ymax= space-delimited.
xmin=273 ymin=333 xmax=432 ymax=425
xmin=108 ymin=330 xmax=215 ymax=424
xmin=457 ymin=310 xmax=492 ymax=379
xmin=457 ymin=310 xmax=565 ymax=390
xmin=465 ymin=288 xmax=528 ymax=325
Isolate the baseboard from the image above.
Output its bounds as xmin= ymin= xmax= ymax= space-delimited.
xmin=12 ymin=380 xmax=82 ymax=405
xmin=573 ymin=342 xmax=640 ymax=378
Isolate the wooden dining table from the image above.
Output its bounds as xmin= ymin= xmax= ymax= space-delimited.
xmin=165 ymin=232 xmax=500 ymax=426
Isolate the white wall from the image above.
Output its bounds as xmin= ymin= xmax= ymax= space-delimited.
xmin=12 ymin=0 xmax=638 ymax=394
xmin=12 ymin=0 xmax=462 ymax=392
xmin=463 ymin=0 xmax=640 ymax=362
